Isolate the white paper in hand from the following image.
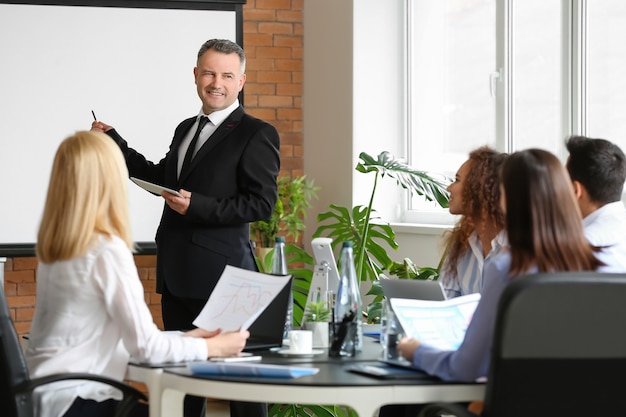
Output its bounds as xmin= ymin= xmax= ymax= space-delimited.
xmin=390 ymin=293 xmax=481 ymax=351
xmin=192 ymin=265 xmax=292 ymax=332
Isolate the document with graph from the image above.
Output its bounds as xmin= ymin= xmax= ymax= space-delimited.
xmin=192 ymin=265 xmax=292 ymax=332
xmin=390 ymin=293 xmax=481 ymax=351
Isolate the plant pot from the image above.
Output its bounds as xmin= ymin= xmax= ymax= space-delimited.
xmin=302 ymin=321 xmax=329 ymax=348
xmin=255 ymin=246 xmax=273 ymax=263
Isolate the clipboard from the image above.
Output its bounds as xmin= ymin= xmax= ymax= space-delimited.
xmin=130 ymin=177 xmax=182 ymax=197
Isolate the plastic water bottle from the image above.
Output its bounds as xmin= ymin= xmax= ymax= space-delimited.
xmin=271 ymin=237 xmax=292 ymax=339
xmin=330 ymin=241 xmax=363 ymax=356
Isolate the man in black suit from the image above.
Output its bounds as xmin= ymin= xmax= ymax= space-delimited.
xmin=92 ymin=39 xmax=279 ymax=417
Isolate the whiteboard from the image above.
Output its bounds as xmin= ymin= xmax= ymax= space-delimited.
xmin=0 ymin=2 xmax=239 ymax=250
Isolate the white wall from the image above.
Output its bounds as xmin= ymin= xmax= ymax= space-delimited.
xmin=303 ymin=0 xmax=447 ymax=271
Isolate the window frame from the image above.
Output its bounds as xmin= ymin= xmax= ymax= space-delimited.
xmin=403 ymin=0 xmax=592 ymax=225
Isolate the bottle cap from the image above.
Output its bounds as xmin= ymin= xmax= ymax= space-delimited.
xmin=275 ymin=236 xmax=285 ymax=243
xmin=342 ymin=241 xmax=353 ymax=248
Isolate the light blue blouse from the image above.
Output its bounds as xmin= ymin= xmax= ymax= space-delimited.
xmin=439 ymin=230 xmax=508 ymax=299
xmin=413 ymin=249 xmax=613 ymax=382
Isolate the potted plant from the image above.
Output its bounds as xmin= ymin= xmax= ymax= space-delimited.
xmin=251 ymin=175 xmax=319 ymax=330
xmin=303 ymin=299 xmax=331 ymax=323
xmin=301 ymin=288 xmax=332 ymax=348
xmin=250 ymin=175 xmax=319 ymax=250
xmin=312 ymin=151 xmax=451 ymax=323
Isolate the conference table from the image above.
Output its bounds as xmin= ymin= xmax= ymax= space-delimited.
xmin=127 ymin=338 xmax=485 ymax=417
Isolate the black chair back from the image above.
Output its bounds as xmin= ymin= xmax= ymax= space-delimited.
xmin=484 ymin=272 xmax=626 ymax=417
xmin=0 ymin=286 xmax=35 ymax=417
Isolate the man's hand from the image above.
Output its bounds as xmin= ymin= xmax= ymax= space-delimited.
xmin=91 ymin=120 xmax=113 ymax=132
xmin=162 ymin=189 xmax=192 ymax=215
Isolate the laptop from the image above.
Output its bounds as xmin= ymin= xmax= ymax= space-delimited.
xmin=244 ymin=276 xmax=292 ymax=351
xmin=380 ymin=279 xmax=447 ymax=301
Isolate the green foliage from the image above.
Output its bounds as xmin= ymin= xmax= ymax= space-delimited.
xmin=356 ymin=151 xmax=450 ymax=208
xmin=313 ymin=151 xmax=450 ymax=285
xmin=314 ymin=205 xmax=397 ymax=283
xmin=251 ymin=175 xmax=319 ymax=248
xmin=303 ymin=300 xmax=331 ymax=322
xmin=268 ymin=403 xmax=358 ymax=417
xmin=388 ymin=258 xmax=441 ymax=281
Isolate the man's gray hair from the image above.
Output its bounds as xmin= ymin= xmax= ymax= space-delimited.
xmin=197 ymin=39 xmax=246 ymax=74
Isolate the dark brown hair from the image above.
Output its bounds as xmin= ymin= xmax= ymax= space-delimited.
xmin=502 ymin=148 xmax=602 ymax=275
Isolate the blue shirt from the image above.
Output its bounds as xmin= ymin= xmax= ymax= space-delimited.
xmin=439 ymin=230 xmax=508 ymax=298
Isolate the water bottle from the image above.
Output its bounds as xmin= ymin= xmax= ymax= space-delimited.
xmin=381 ymin=299 xmax=406 ymax=362
xmin=330 ymin=241 xmax=363 ymax=357
xmin=271 ymin=237 xmax=292 ymax=339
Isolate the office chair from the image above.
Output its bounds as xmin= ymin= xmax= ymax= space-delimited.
xmin=0 ymin=286 xmax=147 ymax=417
xmin=418 ymin=272 xmax=626 ymax=417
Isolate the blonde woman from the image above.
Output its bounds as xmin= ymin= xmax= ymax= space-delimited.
xmin=26 ymin=131 xmax=249 ymax=417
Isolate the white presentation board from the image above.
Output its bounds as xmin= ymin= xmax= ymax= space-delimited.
xmin=0 ymin=1 xmax=239 ymax=249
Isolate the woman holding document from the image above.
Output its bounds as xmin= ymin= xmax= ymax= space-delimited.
xmin=398 ymin=148 xmax=608 ymax=382
xmin=25 ymin=131 xmax=249 ymax=417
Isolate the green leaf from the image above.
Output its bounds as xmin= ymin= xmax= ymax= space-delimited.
xmin=250 ymin=175 xmax=320 ymax=247
xmin=388 ymin=258 xmax=441 ymax=281
xmin=356 ymin=151 xmax=450 ymax=208
xmin=313 ymin=205 xmax=397 ymax=283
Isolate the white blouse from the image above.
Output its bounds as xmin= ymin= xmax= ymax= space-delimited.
xmin=25 ymin=235 xmax=208 ymax=417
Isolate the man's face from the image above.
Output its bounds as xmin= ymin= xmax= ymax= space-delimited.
xmin=194 ymin=49 xmax=246 ymax=114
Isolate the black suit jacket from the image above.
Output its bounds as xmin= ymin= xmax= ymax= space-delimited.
xmin=107 ymin=106 xmax=280 ymax=299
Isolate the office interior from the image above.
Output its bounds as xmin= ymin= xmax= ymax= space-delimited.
xmin=3 ymin=0 xmax=626 ymax=341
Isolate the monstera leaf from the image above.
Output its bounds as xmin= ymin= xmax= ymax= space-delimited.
xmin=313 ymin=151 xmax=450 ymax=284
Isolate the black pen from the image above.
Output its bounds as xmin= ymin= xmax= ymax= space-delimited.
xmin=91 ymin=110 xmax=97 ymax=121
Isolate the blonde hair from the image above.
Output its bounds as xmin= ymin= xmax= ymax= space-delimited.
xmin=36 ymin=131 xmax=133 ymax=262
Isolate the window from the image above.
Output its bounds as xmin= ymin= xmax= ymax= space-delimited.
xmin=405 ymin=0 xmax=626 ymax=224
xmin=587 ymin=0 xmax=626 ymax=147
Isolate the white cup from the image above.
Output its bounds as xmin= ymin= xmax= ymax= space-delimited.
xmin=289 ymin=330 xmax=313 ymax=353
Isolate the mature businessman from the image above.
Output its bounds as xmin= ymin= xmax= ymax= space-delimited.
xmin=92 ymin=39 xmax=279 ymax=417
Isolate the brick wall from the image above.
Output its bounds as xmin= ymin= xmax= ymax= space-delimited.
xmin=3 ymin=0 xmax=304 ymax=338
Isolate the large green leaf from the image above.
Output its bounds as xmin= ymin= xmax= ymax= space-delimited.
xmin=389 ymin=258 xmax=440 ymax=281
xmin=314 ymin=205 xmax=396 ymax=283
xmin=356 ymin=151 xmax=450 ymax=208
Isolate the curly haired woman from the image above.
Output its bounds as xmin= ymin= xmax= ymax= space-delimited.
xmin=439 ymin=146 xmax=508 ymax=298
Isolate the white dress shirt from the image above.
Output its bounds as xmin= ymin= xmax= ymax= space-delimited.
xmin=439 ymin=230 xmax=508 ymax=298
xmin=177 ymin=99 xmax=240 ymax=176
xmin=25 ymin=235 xmax=208 ymax=417
xmin=583 ymin=201 xmax=626 ymax=272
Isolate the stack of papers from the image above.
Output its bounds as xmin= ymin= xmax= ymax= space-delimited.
xmin=188 ymin=362 xmax=320 ymax=379
xmin=390 ymin=293 xmax=480 ymax=351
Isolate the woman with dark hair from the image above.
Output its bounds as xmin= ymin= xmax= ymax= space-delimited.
xmin=397 ymin=148 xmax=604 ymax=382
xmin=439 ymin=147 xmax=508 ymax=298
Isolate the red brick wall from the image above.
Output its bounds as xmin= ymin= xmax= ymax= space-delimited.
xmin=3 ymin=0 xmax=304 ymax=338
xmin=244 ymin=0 xmax=303 ymax=178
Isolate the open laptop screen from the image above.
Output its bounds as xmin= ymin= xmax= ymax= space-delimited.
xmin=244 ymin=276 xmax=292 ymax=351
xmin=380 ymin=279 xmax=446 ymax=301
